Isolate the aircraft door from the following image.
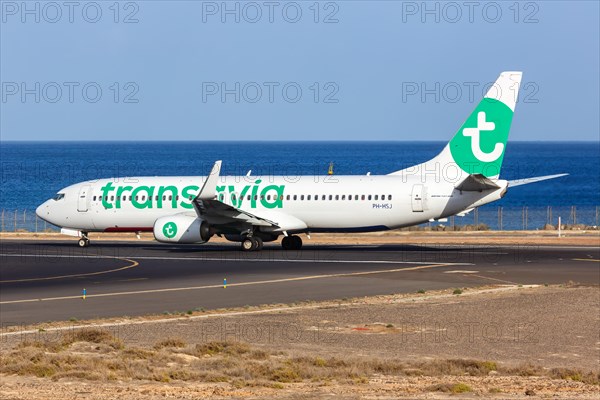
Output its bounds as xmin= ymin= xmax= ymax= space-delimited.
xmin=411 ymin=184 xmax=424 ymax=212
xmin=77 ymin=185 xmax=91 ymax=212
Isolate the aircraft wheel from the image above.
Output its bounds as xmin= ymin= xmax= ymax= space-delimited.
xmin=291 ymin=235 xmax=302 ymax=250
xmin=254 ymin=236 xmax=263 ymax=251
xmin=78 ymin=238 xmax=90 ymax=247
xmin=241 ymin=237 xmax=254 ymax=251
xmin=282 ymin=236 xmax=302 ymax=250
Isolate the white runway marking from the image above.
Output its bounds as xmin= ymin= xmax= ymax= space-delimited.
xmin=0 ymin=263 xmax=456 ymax=305
xmin=0 ymin=253 xmax=473 ymax=265
xmin=443 ymin=270 xmax=479 ymax=274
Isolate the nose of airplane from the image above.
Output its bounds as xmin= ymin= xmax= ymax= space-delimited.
xmin=36 ymin=200 xmax=50 ymax=221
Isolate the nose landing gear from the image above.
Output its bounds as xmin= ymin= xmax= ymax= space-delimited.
xmin=78 ymin=233 xmax=90 ymax=247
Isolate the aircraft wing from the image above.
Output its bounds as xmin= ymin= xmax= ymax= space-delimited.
xmin=193 ymin=198 xmax=279 ymax=227
xmin=508 ymin=173 xmax=568 ymax=187
xmin=191 ymin=160 xmax=279 ymax=228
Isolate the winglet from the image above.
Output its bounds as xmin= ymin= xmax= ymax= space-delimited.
xmin=196 ymin=160 xmax=222 ymax=200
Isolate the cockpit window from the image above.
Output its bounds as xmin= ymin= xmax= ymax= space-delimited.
xmin=53 ymin=193 xmax=65 ymax=201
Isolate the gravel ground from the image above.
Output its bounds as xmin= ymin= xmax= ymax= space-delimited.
xmin=1 ymin=285 xmax=599 ymax=399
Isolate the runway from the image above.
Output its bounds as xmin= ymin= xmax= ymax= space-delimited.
xmin=1 ymin=240 xmax=598 ymax=325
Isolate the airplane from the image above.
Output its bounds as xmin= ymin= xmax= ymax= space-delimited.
xmin=36 ymin=71 xmax=567 ymax=251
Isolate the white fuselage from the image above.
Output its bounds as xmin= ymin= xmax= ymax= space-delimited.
xmin=36 ymin=174 xmax=507 ymax=234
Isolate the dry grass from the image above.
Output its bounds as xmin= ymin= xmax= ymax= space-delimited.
xmin=1 ymin=328 xmax=598 ymax=388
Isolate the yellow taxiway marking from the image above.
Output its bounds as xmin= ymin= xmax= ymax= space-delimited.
xmin=0 ymin=258 xmax=139 ymax=283
xmin=0 ymin=263 xmax=451 ymax=304
xmin=572 ymin=258 xmax=600 ymax=263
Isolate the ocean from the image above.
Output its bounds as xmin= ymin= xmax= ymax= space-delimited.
xmin=1 ymin=141 xmax=598 ymax=231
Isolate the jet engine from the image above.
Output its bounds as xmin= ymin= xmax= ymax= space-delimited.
xmin=153 ymin=214 xmax=213 ymax=244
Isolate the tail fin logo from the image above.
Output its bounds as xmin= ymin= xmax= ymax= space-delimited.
xmin=462 ymin=111 xmax=504 ymax=162
xmin=449 ymin=98 xmax=514 ymax=177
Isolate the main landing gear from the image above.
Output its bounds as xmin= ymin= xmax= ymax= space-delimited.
xmin=239 ymin=234 xmax=303 ymax=251
xmin=78 ymin=232 xmax=90 ymax=247
xmin=241 ymin=236 xmax=263 ymax=252
xmin=281 ymin=235 xmax=302 ymax=250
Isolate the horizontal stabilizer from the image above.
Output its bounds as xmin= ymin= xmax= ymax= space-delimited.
xmin=508 ymin=173 xmax=568 ymax=187
xmin=455 ymin=174 xmax=500 ymax=192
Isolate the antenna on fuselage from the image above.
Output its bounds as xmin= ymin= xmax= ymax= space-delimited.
xmin=246 ymin=170 xmax=252 ymax=177
xmin=328 ymin=162 xmax=334 ymax=175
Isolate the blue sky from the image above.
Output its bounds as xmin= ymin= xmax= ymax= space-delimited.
xmin=1 ymin=0 xmax=598 ymax=141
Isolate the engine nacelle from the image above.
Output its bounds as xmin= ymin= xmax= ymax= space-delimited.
xmin=153 ymin=214 xmax=213 ymax=244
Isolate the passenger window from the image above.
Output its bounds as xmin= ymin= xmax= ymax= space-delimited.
xmin=300 ymin=195 xmax=304 ymax=200
xmin=355 ymin=195 xmax=359 ymax=200
xmin=163 ymin=195 xmax=166 ymax=201
xmin=111 ymin=196 xmax=115 ymax=201
xmin=169 ymin=195 xmax=172 ymax=201
xmin=329 ymin=195 xmax=332 ymax=200
xmin=322 ymin=195 xmax=326 ymax=200
xmin=280 ymin=195 xmax=284 ymax=200
xmin=307 ymin=195 xmax=311 ymax=200
xmin=315 ymin=194 xmax=318 ymax=200
xmin=266 ymin=195 xmax=270 ymax=201
xmin=368 ymin=195 xmax=372 ymax=200
xmin=374 ymin=195 xmax=378 ymax=200
xmin=286 ymin=195 xmax=290 ymax=200
xmin=361 ymin=195 xmax=365 ymax=200
xmin=293 ymin=195 xmax=297 ymax=201
xmin=247 ymin=195 xmax=251 ymax=200
xmin=388 ymin=195 xmax=392 ymax=200
xmin=232 ymin=194 xmax=237 ymax=201
xmin=93 ymin=196 xmax=96 ymax=201
xmin=341 ymin=195 xmax=345 ymax=200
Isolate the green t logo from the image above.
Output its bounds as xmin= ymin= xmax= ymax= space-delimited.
xmin=449 ymin=98 xmax=513 ymax=177
xmin=163 ymin=222 xmax=177 ymax=238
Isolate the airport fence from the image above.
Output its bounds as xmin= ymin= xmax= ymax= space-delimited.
xmin=0 ymin=206 xmax=599 ymax=233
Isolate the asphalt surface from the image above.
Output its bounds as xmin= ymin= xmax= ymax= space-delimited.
xmin=0 ymin=239 xmax=598 ymax=325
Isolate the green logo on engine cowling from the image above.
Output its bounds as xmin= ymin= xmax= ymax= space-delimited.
xmin=449 ymin=98 xmax=513 ymax=177
xmin=99 ymin=180 xmax=285 ymax=210
xmin=162 ymin=222 xmax=177 ymax=238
